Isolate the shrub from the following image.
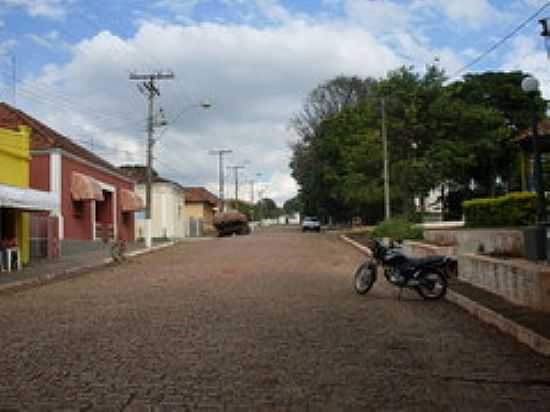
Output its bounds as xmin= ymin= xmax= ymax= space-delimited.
xmin=462 ymin=192 xmax=536 ymax=228
xmin=370 ymin=217 xmax=423 ymax=241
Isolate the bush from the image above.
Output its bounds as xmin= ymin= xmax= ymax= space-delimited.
xmin=370 ymin=217 xmax=423 ymax=241
xmin=462 ymin=192 xmax=536 ymax=228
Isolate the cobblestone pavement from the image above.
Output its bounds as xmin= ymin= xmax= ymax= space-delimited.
xmin=1 ymin=227 xmax=550 ymax=411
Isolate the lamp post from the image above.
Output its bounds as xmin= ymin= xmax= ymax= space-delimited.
xmin=522 ymin=75 xmax=546 ymax=259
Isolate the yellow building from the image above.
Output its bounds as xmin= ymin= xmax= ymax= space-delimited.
xmin=0 ymin=125 xmax=31 ymax=264
xmin=0 ymin=125 xmax=58 ymax=266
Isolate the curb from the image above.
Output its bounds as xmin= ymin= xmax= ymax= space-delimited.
xmin=0 ymin=241 xmax=177 ymax=296
xmin=446 ymin=289 xmax=550 ymax=356
xmin=340 ymin=234 xmax=550 ymax=357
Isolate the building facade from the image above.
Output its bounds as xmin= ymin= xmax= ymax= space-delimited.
xmin=182 ymin=187 xmax=219 ymax=231
xmin=0 ymin=103 xmax=142 ymax=246
xmin=0 ymin=125 xmax=58 ymax=265
xmin=119 ymin=166 xmax=187 ymax=240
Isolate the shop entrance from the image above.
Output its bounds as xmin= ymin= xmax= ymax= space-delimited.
xmin=95 ymin=190 xmax=114 ymax=241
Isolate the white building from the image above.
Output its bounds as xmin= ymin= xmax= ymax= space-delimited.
xmin=120 ymin=166 xmax=187 ymax=240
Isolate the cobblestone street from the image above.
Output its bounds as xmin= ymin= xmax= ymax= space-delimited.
xmin=1 ymin=227 xmax=550 ymax=410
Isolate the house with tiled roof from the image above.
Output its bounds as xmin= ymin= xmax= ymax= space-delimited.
xmin=0 ymin=103 xmax=143 ymax=247
xmin=119 ymin=165 xmax=188 ymax=240
xmin=182 ymin=186 xmax=220 ymax=230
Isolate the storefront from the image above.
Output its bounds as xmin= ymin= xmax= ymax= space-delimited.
xmin=0 ymin=183 xmax=59 ymax=269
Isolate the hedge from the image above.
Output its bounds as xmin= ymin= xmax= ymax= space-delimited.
xmin=462 ymin=192 xmax=536 ymax=228
xmin=370 ymin=217 xmax=423 ymax=240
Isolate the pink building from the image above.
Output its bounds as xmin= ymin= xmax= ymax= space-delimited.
xmin=0 ymin=103 xmax=143 ymax=244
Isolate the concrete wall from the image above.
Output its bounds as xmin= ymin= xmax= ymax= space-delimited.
xmin=135 ymin=183 xmax=186 ymax=240
xmin=402 ymin=240 xmax=455 ymax=258
xmin=185 ymin=202 xmax=215 ymax=230
xmin=424 ymin=229 xmax=524 ymax=257
xmin=459 ymin=253 xmax=550 ymax=312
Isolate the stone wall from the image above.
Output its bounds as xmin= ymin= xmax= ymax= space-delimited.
xmin=459 ymin=253 xmax=550 ymax=312
xmin=424 ymin=229 xmax=524 ymax=257
xmin=402 ymin=240 xmax=455 ymax=258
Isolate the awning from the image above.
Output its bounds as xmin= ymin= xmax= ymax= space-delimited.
xmin=120 ymin=188 xmax=145 ymax=212
xmin=0 ymin=183 xmax=59 ymax=211
xmin=71 ymin=172 xmax=104 ymax=201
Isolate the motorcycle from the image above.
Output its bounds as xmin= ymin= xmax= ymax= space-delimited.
xmin=353 ymin=238 xmax=454 ymax=300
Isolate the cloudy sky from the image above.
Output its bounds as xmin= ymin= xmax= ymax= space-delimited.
xmin=0 ymin=0 xmax=549 ymax=205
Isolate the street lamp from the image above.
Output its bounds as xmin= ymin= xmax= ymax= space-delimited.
xmin=522 ymin=75 xmax=547 ymax=259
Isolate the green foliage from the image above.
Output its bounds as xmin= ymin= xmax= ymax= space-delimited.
xmin=283 ymin=195 xmax=303 ymax=214
xmin=256 ymin=198 xmax=284 ymax=220
xmin=462 ymin=192 xmax=536 ymax=227
xmin=370 ymin=217 xmax=423 ymax=241
xmin=289 ymin=69 xmax=542 ymax=224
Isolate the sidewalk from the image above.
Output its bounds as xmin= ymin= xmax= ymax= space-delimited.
xmin=341 ymin=234 xmax=550 ymax=357
xmin=0 ymin=240 xmax=175 ymax=294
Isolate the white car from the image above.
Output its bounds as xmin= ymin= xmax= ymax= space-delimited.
xmin=302 ymin=216 xmax=321 ymax=232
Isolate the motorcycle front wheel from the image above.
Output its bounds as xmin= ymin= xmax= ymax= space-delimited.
xmin=416 ymin=270 xmax=447 ymax=300
xmin=353 ymin=262 xmax=376 ymax=295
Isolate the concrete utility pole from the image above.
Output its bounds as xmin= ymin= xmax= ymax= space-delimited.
xmin=249 ymin=172 xmax=262 ymax=204
xmin=209 ymin=149 xmax=232 ymax=212
xmin=130 ymin=71 xmax=174 ymax=248
xmin=381 ymin=97 xmax=390 ymax=220
xmin=227 ymin=165 xmax=245 ymax=203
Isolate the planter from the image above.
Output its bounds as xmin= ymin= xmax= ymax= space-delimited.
xmin=424 ymin=229 xmax=524 ymax=257
xmin=458 ymin=253 xmax=550 ymax=312
xmin=402 ymin=240 xmax=455 ymax=258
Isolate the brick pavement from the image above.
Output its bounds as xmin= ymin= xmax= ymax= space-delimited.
xmin=0 ymin=227 xmax=549 ymax=410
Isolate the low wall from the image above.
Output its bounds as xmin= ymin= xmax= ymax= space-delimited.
xmin=402 ymin=240 xmax=455 ymax=258
xmin=459 ymin=253 xmax=550 ymax=312
xmin=424 ymin=229 xmax=524 ymax=257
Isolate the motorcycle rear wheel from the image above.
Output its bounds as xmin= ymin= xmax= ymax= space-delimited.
xmin=416 ymin=270 xmax=447 ymax=300
xmin=354 ymin=262 xmax=376 ymax=295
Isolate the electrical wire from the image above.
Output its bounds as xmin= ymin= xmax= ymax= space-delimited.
xmin=449 ymin=1 xmax=550 ymax=79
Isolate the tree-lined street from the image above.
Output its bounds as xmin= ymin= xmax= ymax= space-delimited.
xmin=1 ymin=228 xmax=549 ymax=410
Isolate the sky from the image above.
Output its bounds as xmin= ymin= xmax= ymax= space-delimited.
xmin=1 ymin=0 xmax=550 ymax=205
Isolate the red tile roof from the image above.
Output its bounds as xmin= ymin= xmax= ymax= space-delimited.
xmin=514 ymin=119 xmax=550 ymax=141
xmin=182 ymin=187 xmax=219 ymax=206
xmin=0 ymin=102 xmax=127 ymax=178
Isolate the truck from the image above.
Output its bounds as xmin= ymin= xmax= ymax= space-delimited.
xmin=213 ymin=211 xmax=251 ymax=237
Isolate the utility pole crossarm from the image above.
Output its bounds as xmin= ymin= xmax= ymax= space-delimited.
xmin=129 ymin=72 xmax=175 ymax=80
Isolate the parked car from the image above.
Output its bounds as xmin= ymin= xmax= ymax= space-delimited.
xmin=302 ymin=216 xmax=321 ymax=232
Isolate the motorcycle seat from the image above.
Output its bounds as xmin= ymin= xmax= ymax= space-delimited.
xmin=406 ymin=255 xmax=448 ymax=268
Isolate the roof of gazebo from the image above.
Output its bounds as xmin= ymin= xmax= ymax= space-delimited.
xmin=514 ymin=119 xmax=550 ymax=152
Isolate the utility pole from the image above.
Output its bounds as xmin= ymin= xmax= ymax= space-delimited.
xmin=249 ymin=172 xmax=262 ymax=204
xmin=227 ymin=165 xmax=245 ymax=203
xmin=381 ymin=97 xmax=390 ymax=220
xmin=209 ymin=149 xmax=232 ymax=212
xmin=130 ymin=71 xmax=174 ymax=248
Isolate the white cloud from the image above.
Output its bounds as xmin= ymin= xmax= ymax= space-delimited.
xmin=154 ymin=0 xmax=202 ymax=23
xmin=11 ymin=0 xmax=491 ymax=204
xmin=500 ymin=34 xmax=550 ymax=98
xmin=0 ymin=0 xmax=71 ymax=19
xmin=412 ymin=0 xmax=511 ymax=29
xmin=0 ymin=38 xmax=16 ymax=54
xmin=27 ymin=30 xmax=69 ymax=50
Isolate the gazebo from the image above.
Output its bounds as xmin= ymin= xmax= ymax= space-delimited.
xmin=513 ymin=119 xmax=550 ymax=191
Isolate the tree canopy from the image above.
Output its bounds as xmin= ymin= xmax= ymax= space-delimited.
xmin=289 ymin=68 xmax=545 ymax=223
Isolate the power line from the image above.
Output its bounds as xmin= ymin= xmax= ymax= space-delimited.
xmin=450 ymin=1 xmax=550 ymax=79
